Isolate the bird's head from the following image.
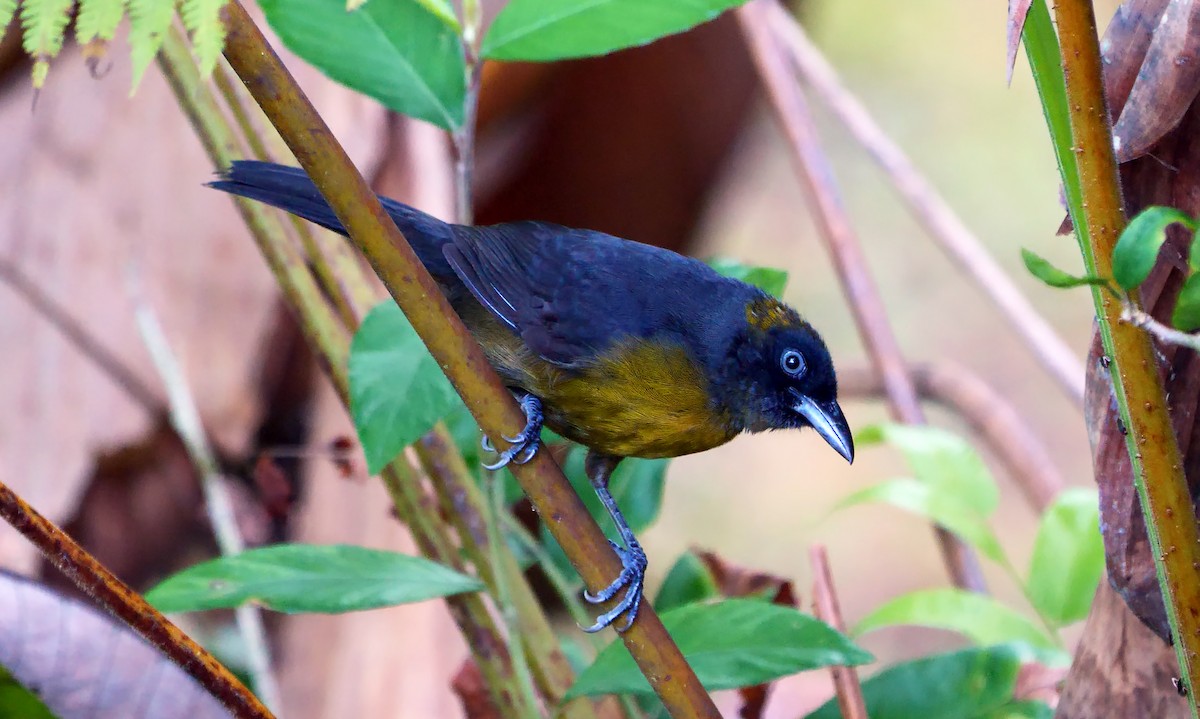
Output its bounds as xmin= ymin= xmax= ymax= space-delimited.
xmin=716 ymin=296 xmax=854 ymax=463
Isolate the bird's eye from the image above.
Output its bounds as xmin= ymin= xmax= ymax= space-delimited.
xmin=780 ymin=349 xmax=806 ymax=377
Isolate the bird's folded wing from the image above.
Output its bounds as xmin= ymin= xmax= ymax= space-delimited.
xmin=443 ymin=222 xmax=643 ymax=367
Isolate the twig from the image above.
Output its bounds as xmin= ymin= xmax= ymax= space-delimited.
xmin=838 ymin=361 xmax=1063 ymax=512
xmin=1054 ymin=0 xmax=1200 ymax=707
xmin=809 ymin=545 xmax=867 ymax=719
xmin=1121 ymin=303 xmax=1200 ymax=352
xmin=127 ymin=270 xmax=282 ymax=714
xmin=219 ymin=4 xmax=721 ymax=716
xmin=0 ymin=478 xmax=273 ymax=718
xmin=736 ymin=0 xmax=986 ymax=593
xmin=764 ymin=1 xmax=1085 ymax=407
xmin=0 ymin=258 xmax=163 ymax=415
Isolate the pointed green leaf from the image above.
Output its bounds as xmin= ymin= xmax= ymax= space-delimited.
xmin=350 ymin=301 xmax=461 ymax=474
xmin=1172 ymin=273 xmax=1200 ymax=332
xmin=75 ymin=0 xmax=126 ymax=43
xmin=128 ymin=0 xmax=176 ymax=91
xmin=0 ymin=667 xmax=55 ymax=719
xmin=146 ymin=543 xmax=483 ymax=613
xmin=19 ymin=0 xmax=73 ymax=87
xmin=260 ymin=0 xmax=466 ymax=129
xmin=1112 ymin=206 xmax=1197 ymax=290
xmin=482 ymin=0 xmax=750 ymax=61
xmin=180 ymin=0 xmax=227 ymax=78
xmin=708 ymin=257 xmax=789 ymax=298
xmin=855 ymin=589 xmax=1056 ymax=650
xmin=0 ymin=0 xmax=17 ymax=47
xmin=568 ymin=599 xmax=871 ymax=697
xmin=413 ymin=0 xmax=459 ymax=30
xmin=654 ymin=550 xmax=720 ymax=612
xmin=806 ymin=645 xmax=1029 ymax=719
xmin=835 ymin=478 xmax=1007 ymax=564
xmin=1020 ymin=248 xmax=1108 ymax=289
xmin=1026 ymin=489 xmax=1103 ymax=627
xmin=855 ymin=423 xmax=998 ymax=516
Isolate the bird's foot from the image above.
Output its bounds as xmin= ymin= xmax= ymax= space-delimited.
xmin=482 ymin=394 xmax=543 ymax=470
xmin=582 ymin=538 xmax=648 ymax=633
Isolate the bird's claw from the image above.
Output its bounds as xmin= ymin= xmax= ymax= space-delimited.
xmin=582 ymin=539 xmax=647 ymax=633
xmin=482 ymin=394 xmax=543 ymax=471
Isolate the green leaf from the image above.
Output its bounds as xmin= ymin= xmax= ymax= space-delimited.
xmin=806 ymin=645 xmax=1027 ymax=719
xmin=350 ymin=301 xmax=461 ymax=474
xmin=180 ymin=0 xmax=227 ymax=78
xmin=482 ymin=0 xmax=750 ymax=61
xmin=1026 ymin=489 xmax=1103 ymax=627
xmin=1172 ymin=273 xmax=1200 ymax=332
xmin=835 ymin=478 xmax=1006 ymax=564
xmin=19 ymin=0 xmax=73 ymax=88
xmin=1189 ymin=235 xmax=1200 ymax=273
xmin=146 ymin=543 xmax=483 ymax=613
xmin=708 ymin=257 xmax=789 ymax=298
xmin=75 ymin=0 xmax=126 ymax=43
xmin=568 ymin=599 xmax=872 ymax=697
xmin=1112 ymin=207 xmax=1198 ymax=290
xmin=0 ymin=0 xmax=17 ymax=47
xmin=983 ymin=701 xmax=1054 ymax=719
xmin=654 ymin=550 xmax=720 ymax=612
xmin=855 ymin=588 xmax=1056 ymax=651
xmin=128 ymin=0 xmax=176 ymax=91
xmin=260 ymin=0 xmax=466 ymax=129
xmin=856 ymin=423 xmax=998 ymax=516
xmin=1020 ymin=249 xmax=1108 ymax=289
xmin=413 ymin=0 xmax=459 ymax=30
xmin=0 ymin=667 xmax=55 ymax=719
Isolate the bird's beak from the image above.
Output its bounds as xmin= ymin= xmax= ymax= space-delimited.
xmin=791 ymin=392 xmax=855 ymax=464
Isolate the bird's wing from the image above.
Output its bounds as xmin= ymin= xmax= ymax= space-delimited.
xmin=444 ymin=222 xmax=714 ymax=367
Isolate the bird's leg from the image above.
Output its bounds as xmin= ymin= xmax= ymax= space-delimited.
xmin=481 ymin=392 xmax=543 ymax=470
xmin=581 ymin=453 xmax=648 ymax=633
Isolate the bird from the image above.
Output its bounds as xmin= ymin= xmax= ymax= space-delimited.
xmin=209 ymin=160 xmax=855 ymax=632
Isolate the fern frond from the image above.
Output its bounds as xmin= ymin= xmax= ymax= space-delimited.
xmin=179 ymin=0 xmax=225 ymax=78
xmin=76 ymin=0 xmax=126 ymax=43
xmin=127 ymin=0 xmax=175 ymax=92
xmin=20 ymin=0 xmax=74 ymax=88
xmin=0 ymin=0 xmax=19 ymax=48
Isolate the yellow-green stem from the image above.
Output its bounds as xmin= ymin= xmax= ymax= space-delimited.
xmin=1054 ymin=0 xmax=1200 ymax=707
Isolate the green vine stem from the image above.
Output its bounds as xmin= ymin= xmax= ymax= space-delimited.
xmin=1054 ymin=0 xmax=1200 ymax=706
xmin=218 ymin=3 xmax=721 ymax=716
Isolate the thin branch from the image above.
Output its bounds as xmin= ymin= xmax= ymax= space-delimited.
xmin=764 ymin=1 xmax=1085 ymax=407
xmin=218 ymin=4 xmax=721 ymax=716
xmin=0 ymin=258 xmax=163 ymax=415
xmin=838 ymin=361 xmax=1063 ymax=512
xmin=127 ymin=271 xmax=282 ymax=714
xmin=1055 ymin=0 xmax=1200 ymax=707
xmin=0 ymin=479 xmax=273 ymax=719
xmin=808 ymin=545 xmax=867 ymax=719
xmin=736 ymin=0 xmax=986 ymax=593
xmin=1121 ymin=303 xmax=1200 ymax=352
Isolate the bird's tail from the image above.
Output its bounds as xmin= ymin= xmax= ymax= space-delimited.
xmin=207 ymin=160 xmax=458 ymax=280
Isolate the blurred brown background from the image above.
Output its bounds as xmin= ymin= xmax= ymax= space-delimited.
xmin=0 ymin=0 xmax=1123 ymax=716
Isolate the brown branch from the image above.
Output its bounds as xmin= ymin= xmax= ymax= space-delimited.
xmin=1055 ymin=0 xmax=1200 ymax=704
xmin=764 ymin=1 xmax=1085 ymax=407
xmin=218 ymin=4 xmax=720 ymax=716
xmin=0 ymin=479 xmax=273 ymax=718
xmin=736 ymin=0 xmax=986 ymax=593
xmin=838 ymin=361 xmax=1063 ymax=512
xmin=809 ymin=545 xmax=867 ymax=719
